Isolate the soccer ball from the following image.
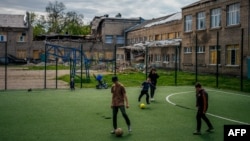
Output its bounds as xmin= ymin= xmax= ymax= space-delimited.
xmin=115 ymin=128 xmax=123 ymax=137
xmin=140 ymin=103 xmax=146 ymax=109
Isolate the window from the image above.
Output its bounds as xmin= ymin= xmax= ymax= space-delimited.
xmin=168 ymin=33 xmax=175 ymax=39
xmin=154 ymin=54 xmax=161 ymax=61
xmin=176 ymin=32 xmax=180 ymax=38
xmin=116 ymin=35 xmax=124 ymax=44
xmin=132 ymin=38 xmax=135 ymax=43
xmin=99 ymin=53 xmax=104 ymax=60
xmin=211 ymin=8 xmax=221 ymax=28
xmin=197 ymin=46 xmax=205 ymax=53
xmin=149 ymin=54 xmax=153 ymax=62
xmin=197 ymin=12 xmax=206 ymax=30
xmin=139 ymin=37 xmax=143 ymax=42
xmin=116 ymin=54 xmax=123 ymax=60
xmin=161 ymin=34 xmax=166 ymax=40
xmin=155 ymin=34 xmax=161 ymax=40
xmin=172 ymin=54 xmax=178 ymax=62
xmin=184 ymin=47 xmax=192 ymax=54
xmin=126 ymin=51 xmax=130 ymax=61
xmin=226 ymin=45 xmax=240 ymax=65
xmin=184 ymin=15 xmax=192 ymax=32
xmin=163 ymin=54 xmax=169 ymax=62
xmin=209 ymin=46 xmax=221 ymax=64
xmin=227 ymin=3 xmax=240 ymax=26
xmin=0 ymin=35 xmax=6 ymax=41
xmin=105 ymin=35 xmax=113 ymax=44
xmin=19 ymin=35 xmax=25 ymax=42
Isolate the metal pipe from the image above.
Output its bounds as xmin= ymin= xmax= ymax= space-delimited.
xmin=114 ymin=44 xmax=117 ymax=75
xmin=145 ymin=45 xmax=148 ymax=79
xmin=195 ymin=33 xmax=198 ymax=82
xmin=175 ymin=45 xmax=178 ymax=86
xmin=81 ymin=44 xmax=83 ymax=88
xmin=5 ymin=41 xmax=7 ymax=90
xmin=240 ymin=28 xmax=244 ymax=91
xmin=56 ymin=57 xmax=58 ymax=89
xmin=44 ymin=43 xmax=47 ymax=89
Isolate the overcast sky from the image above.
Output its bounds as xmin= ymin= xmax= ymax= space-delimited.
xmin=0 ymin=0 xmax=198 ymax=24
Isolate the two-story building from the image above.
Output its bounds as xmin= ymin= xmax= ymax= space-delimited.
xmin=125 ymin=12 xmax=182 ymax=69
xmin=90 ymin=14 xmax=144 ymax=61
xmin=0 ymin=12 xmax=33 ymax=60
xmin=181 ymin=0 xmax=250 ymax=77
xmin=112 ymin=0 xmax=250 ymax=77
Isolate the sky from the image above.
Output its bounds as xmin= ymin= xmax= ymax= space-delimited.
xmin=0 ymin=0 xmax=198 ymax=25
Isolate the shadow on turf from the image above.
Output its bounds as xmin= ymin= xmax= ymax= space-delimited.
xmin=110 ymin=131 xmax=132 ymax=139
xmin=197 ymin=132 xmax=215 ymax=141
xmin=175 ymin=104 xmax=195 ymax=111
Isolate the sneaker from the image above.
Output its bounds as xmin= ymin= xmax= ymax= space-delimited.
xmin=110 ymin=130 xmax=115 ymax=134
xmin=206 ymin=127 xmax=214 ymax=132
xmin=128 ymin=126 xmax=132 ymax=133
xmin=193 ymin=131 xmax=201 ymax=135
xmin=150 ymin=98 xmax=155 ymax=101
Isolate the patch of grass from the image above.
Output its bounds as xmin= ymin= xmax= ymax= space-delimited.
xmin=25 ymin=65 xmax=250 ymax=92
xmin=58 ymin=70 xmax=250 ymax=92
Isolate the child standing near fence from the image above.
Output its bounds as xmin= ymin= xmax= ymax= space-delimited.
xmin=70 ymin=77 xmax=75 ymax=90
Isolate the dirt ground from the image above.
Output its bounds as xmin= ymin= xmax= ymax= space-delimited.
xmin=0 ymin=65 xmax=112 ymax=90
xmin=0 ymin=66 xmax=70 ymax=90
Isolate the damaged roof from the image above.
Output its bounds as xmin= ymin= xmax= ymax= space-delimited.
xmin=122 ymin=38 xmax=182 ymax=50
xmin=126 ymin=12 xmax=182 ymax=32
xmin=182 ymin=0 xmax=213 ymax=10
xmin=91 ymin=15 xmax=144 ymax=32
xmin=0 ymin=14 xmax=28 ymax=28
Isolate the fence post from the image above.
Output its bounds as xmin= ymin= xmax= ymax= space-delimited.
xmin=5 ymin=41 xmax=7 ymax=90
xmin=216 ymin=31 xmax=219 ymax=88
xmin=195 ymin=33 xmax=198 ymax=82
xmin=240 ymin=28 xmax=244 ymax=91
xmin=44 ymin=43 xmax=47 ymax=89
xmin=56 ymin=57 xmax=58 ymax=89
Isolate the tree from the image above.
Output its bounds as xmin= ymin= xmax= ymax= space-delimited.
xmin=45 ymin=0 xmax=66 ymax=33
xmin=29 ymin=12 xmax=47 ymax=37
xmin=31 ymin=1 xmax=91 ymax=38
xmin=62 ymin=11 xmax=90 ymax=35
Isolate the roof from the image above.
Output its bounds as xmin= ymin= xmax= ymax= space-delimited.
xmin=126 ymin=12 xmax=182 ymax=32
xmin=0 ymin=14 xmax=28 ymax=28
xmin=91 ymin=15 xmax=144 ymax=31
xmin=144 ymin=12 xmax=182 ymax=28
xmin=34 ymin=34 xmax=97 ymax=41
xmin=182 ymin=0 xmax=213 ymax=10
xmin=121 ymin=38 xmax=182 ymax=50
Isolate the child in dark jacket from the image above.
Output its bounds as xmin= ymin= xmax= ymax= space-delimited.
xmin=138 ymin=78 xmax=152 ymax=104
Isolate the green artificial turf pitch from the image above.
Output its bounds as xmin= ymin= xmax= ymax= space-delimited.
xmin=0 ymin=86 xmax=249 ymax=141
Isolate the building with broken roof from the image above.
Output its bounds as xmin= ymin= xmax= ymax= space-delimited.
xmin=0 ymin=12 xmax=33 ymax=59
xmin=115 ymin=0 xmax=250 ymax=77
xmin=90 ymin=14 xmax=144 ymax=61
xmin=120 ymin=12 xmax=182 ymax=69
